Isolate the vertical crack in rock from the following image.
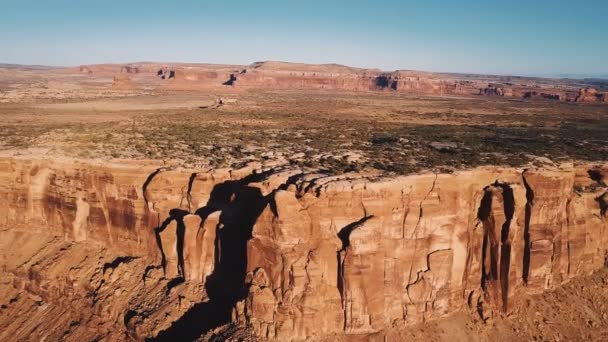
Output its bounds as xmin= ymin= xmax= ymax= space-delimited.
xmin=360 ymin=198 xmax=368 ymax=218
xmin=181 ymin=172 xmax=197 ymax=212
xmin=142 ymin=167 xmax=165 ymax=210
xmin=497 ymin=183 xmax=514 ymax=312
xmin=153 ymin=209 xmax=189 ymax=278
xmin=522 ymin=171 xmax=534 ymax=285
xmin=477 ymin=182 xmax=515 ymax=312
xmin=336 ymin=215 xmax=373 ymax=326
xmin=477 ymin=188 xmax=493 ymax=290
xmin=407 ymin=173 xmax=438 ymax=284
xmin=405 ymin=248 xmax=452 ymax=304
xmin=401 ymin=187 xmax=413 ymax=239
xmin=410 ymin=173 xmax=438 ymax=239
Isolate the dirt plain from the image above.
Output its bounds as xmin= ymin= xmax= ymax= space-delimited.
xmin=1 ymin=64 xmax=607 ymax=176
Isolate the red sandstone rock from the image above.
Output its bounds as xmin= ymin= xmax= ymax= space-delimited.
xmin=0 ymin=158 xmax=606 ymax=340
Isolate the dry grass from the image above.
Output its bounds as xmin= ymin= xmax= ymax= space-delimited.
xmin=1 ymin=88 xmax=607 ymax=174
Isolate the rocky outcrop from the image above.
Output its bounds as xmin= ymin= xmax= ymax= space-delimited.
xmin=373 ymin=71 xmax=477 ymax=95
xmin=0 ymin=157 xmax=606 ymax=340
xmin=224 ymin=62 xmax=378 ymax=92
xmin=121 ymin=65 xmax=140 ymax=74
xmin=111 ymin=74 xmax=136 ymax=91
xmin=480 ymin=85 xmax=506 ymax=96
xmin=576 ymin=87 xmax=608 ymax=103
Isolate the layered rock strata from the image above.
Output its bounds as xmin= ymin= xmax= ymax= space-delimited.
xmin=0 ymin=157 xmax=606 ymax=340
xmin=73 ymin=61 xmax=608 ymax=103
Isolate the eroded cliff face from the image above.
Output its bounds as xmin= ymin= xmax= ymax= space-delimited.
xmin=0 ymin=157 xmax=606 ymax=341
xmin=234 ymin=166 xmax=608 ymax=339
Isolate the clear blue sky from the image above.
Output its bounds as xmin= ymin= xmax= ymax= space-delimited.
xmin=1 ymin=0 xmax=607 ymax=76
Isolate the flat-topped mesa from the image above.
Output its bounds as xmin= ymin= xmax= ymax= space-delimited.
xmin=66 ymin=61 xmax=608 ymax=103
xmin=0 ymin=157 xmax=606 ymax=340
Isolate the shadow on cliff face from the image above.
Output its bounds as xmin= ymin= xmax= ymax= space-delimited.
xmin=587 ymin=169 xmax=605 ymax=185
xmin=597 ymin=192 xmax=608 ymax=218
xmin=375 ymin=75 xmax=397 ymax=90
xmin=154 ymin=208 xmax=189 ymax=278
xmin=522 ymin=175 xmax=534 ymax=285
xmin=223 ymin=73 xmax=237 ymax=86
xmin=477 ymin=182 xmax=515 ymax=313
xmin=335 ymin=215 xmax=373 ymax=321
xmin=149 ymin=173 xmax=268 ymax=341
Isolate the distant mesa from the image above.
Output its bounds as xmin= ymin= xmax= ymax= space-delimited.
xmin=121 ymin=65 xmax=140 ymax=74
xmin=79 ymin=66 xmax=93 ymax=74
xmin=156 ymin=67 xmax=175 ymax=80
xmin=64 ymin=61 xmax=608 ymax=104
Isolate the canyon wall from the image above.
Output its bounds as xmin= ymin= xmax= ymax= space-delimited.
xmin=234 ymin=165 xmax=608 ymax=339
xmin=0 ymin=157 xmax=606 ymax=340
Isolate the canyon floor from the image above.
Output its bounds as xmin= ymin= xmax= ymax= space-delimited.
xmin=1 ymin=63 xmax=607 ymax=341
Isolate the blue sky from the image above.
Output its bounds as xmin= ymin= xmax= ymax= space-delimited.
xmin=1 ymin=0 xmax=607 ymax=76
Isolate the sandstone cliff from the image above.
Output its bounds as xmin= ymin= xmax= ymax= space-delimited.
xmin=0 ymin=157 xmax=606 ymax=340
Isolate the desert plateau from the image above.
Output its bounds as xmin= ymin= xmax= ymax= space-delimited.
xmin=2 ymin=1 xmax=608 ymax=341
xmin=0 ymin=60 xmax=607 ymax=341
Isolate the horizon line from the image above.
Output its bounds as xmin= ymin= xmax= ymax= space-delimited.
xmin=2 ymin=59 xmax=608 ymax=81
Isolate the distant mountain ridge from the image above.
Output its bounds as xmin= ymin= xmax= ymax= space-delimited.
xmin=2 ymin=60 xmax=607 ymax=81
